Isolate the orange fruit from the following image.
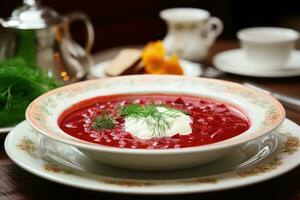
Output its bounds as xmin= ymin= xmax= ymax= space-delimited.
xmin=141 ymin=41 xmax=183 ymax=75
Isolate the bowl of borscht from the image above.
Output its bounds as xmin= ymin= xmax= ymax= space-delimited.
xmin=26 ymin=75 xmax=285 ymax=170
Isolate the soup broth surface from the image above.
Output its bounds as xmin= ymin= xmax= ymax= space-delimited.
xmin=59 ymin=94 xmax=250 ymax=149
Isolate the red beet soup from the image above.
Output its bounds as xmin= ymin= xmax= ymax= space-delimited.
xmin=59 ymin=94 xmax=250 ymax=149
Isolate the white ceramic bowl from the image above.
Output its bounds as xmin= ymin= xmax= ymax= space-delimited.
xmin=26 ymin=75 xmax=285 ymax=170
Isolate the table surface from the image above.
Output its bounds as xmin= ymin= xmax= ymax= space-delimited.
xmin=1 ymin=40 xmax=300 ymax=200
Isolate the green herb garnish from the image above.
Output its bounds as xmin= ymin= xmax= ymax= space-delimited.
xmin=93 ymin=112 xmax=116 ymax=130
xmin=120 ymin=104 xmax=181 ymax=137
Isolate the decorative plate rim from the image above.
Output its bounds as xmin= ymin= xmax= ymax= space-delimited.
xmin=4 ymin=119 xmax=300 ymax=195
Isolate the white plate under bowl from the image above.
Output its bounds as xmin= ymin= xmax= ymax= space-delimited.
xmin=5 ymin=119 xmax=300 ymax=194
xmin=213 ymin=49 xmax=300 ymax=78
xmin=25 ymin=75 xmax=285 ymax=170
xmin=88 ymin=59 xmax=202 ymax=78
xmin=0 ymin=126 xmax=14 ymax=134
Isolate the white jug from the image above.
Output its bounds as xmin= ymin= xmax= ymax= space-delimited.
xmin=160 ymin=8 xmax=223 ymax=61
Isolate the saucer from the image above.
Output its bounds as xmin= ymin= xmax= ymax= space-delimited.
xmin=88 ymin=59 xmax=202 ymax=79
xmin=5 ymin=120 xmax=300 ymax=194
xmin=213 ymin=49 xmax=300 ymax=78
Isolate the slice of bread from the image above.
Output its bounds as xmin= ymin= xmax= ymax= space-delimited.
xmin=105 ymin=49 xmax=141 ymax=76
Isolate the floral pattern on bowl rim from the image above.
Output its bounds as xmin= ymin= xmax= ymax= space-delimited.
xmin=26 ymin=75 xmax=285 ymax=153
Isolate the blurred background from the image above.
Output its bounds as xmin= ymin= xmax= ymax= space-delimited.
xmin=1 ymin=0 xmax=300 ymax=52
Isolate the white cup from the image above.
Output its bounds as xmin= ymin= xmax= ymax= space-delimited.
xmin=237 ymin=27 xmax=299 ymax=70
xmin=160 ymin=8 xmax=223 ymax=61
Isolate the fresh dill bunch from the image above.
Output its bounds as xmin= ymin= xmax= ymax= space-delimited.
xmin=120 ymin=104 xmax=181 ymax=137
xmin=0 ymin=58 xmax=60 ymax=127
xmin=0 ymin=85 xmax=12 ymax=111
xmin=93 ymin=112 xmax=116 ymax=130
xmin=0 ymin=94 xmax=31 ymax=127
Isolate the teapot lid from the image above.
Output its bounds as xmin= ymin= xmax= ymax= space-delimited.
xmin=1 ymin=0 xmax=61 ymax=29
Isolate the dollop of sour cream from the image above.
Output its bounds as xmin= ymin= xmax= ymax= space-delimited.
xmin=124 ymin=107 xmax=192 ymax=140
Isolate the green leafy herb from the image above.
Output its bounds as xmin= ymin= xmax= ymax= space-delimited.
xmin=0 ymin=30 xmax=59 ymax=127
xmin=93 ymin=112 xmax=116 ymax=130
xmin=120 ymin=104 xmax=181 ymax=137
xmin=0 ymin=58 xmax=60 ymax=127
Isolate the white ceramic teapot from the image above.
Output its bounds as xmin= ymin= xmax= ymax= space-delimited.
xmin=160 ymin=8 xmax=223 ymax=61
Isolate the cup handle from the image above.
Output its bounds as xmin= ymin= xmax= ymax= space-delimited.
xmin=63 ymin=12 xmax=95 ymax=53
xmin=205 ymin=17 xmax=223 ymax=46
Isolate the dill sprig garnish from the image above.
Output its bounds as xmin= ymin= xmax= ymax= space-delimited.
xmin=93 ymin=112 xmax=116 ymax=130
xmin=120 ymin=104 xmax=181 ymax=137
